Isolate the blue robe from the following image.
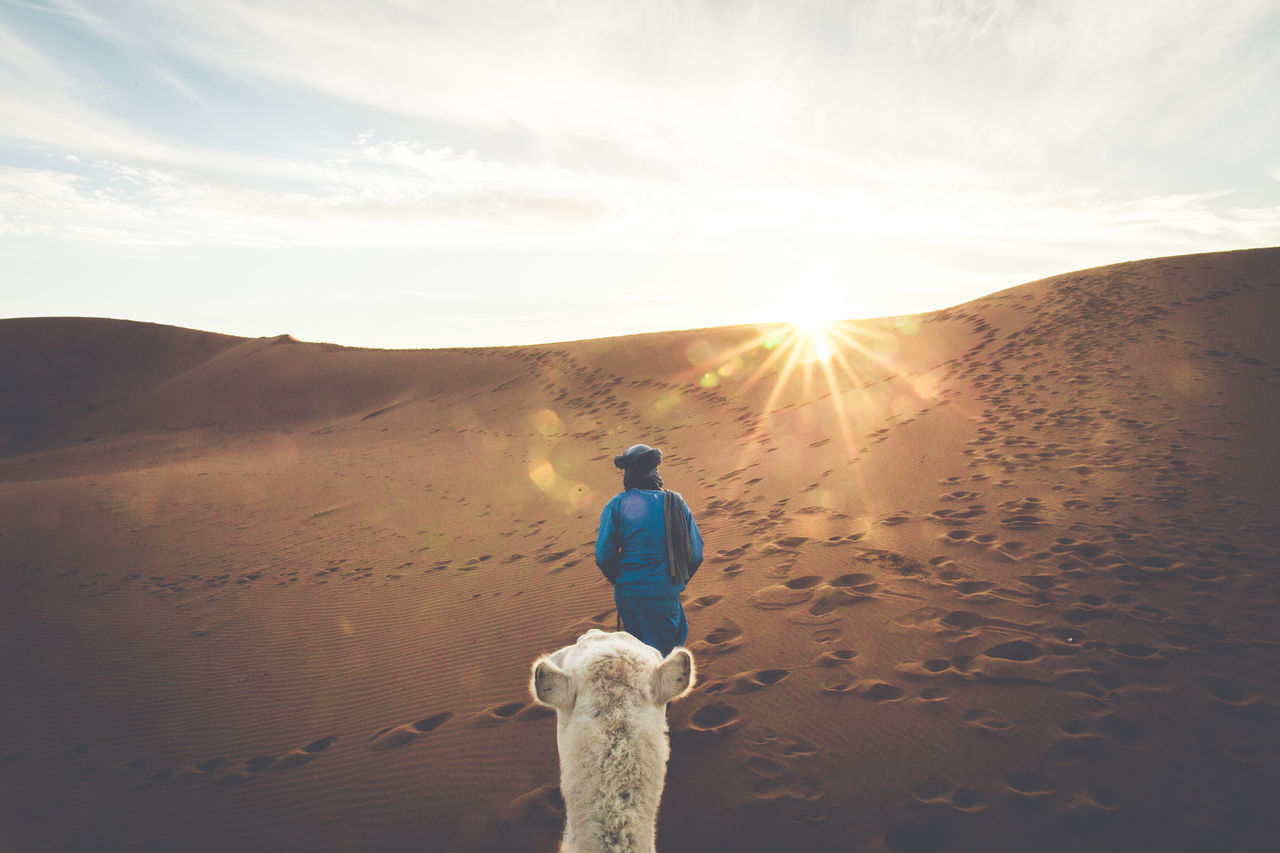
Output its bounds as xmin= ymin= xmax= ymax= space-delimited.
xmin=594 ymin=489 xmax=704 ymax=655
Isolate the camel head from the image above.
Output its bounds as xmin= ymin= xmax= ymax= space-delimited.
xmin=530 ymin=629 xmax=695 ymax=717
xmin=530 ymin=630 xmax=695 ymax=852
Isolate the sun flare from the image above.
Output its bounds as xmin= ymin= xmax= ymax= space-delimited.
xmin=791 ymin=307 xmax=835 ymax=363
xmin=801 ymin=323 xmax=833 ymax=362
xmin=676 ymin=308 xmax=913 ymax=471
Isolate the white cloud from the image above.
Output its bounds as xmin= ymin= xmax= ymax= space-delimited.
xmin=2 ymin=143 xmax=1272 ymax=262
xmin=8 ymin=1 xmax=1280 ymax=189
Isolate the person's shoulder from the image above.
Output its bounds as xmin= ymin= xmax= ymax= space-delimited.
xmin=618 ymin=489 xmax=662 ymax=509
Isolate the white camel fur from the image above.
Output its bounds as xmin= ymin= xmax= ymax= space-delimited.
xmin=530 ymin=629 xmax=696 ymax=853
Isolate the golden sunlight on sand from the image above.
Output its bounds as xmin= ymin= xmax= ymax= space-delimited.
xmin=1 ymin=248 xmax=1278 ymax=852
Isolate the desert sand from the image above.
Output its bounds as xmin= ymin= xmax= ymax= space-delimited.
xmin=1 ymin=247 xmax=1278 ymax=852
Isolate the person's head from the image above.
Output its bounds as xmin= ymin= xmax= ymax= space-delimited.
xmin=614 ymin=444 xmax=663 ymax=491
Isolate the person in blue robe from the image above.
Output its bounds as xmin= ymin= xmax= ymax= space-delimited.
xmin=594 ymin=444 xmax=704 ymax=655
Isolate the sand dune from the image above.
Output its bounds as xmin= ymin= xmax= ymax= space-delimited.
xmin=2 ymin=247 xmax=1278 ymax=852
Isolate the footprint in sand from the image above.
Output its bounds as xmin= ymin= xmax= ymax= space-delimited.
xmin=1000 ymin=512 xmax=1048 ymax=530
xmin=505 ymin=783 xmax=565 ymax=827
xmin=1203 ymin=677 xmax=1258 ymax=707
xmin=1044 ymin=721 xmax=1107 ymax=765
xmin=241 ymin=755 xmax=276 ymax=775
xmin=749 ymin=576 xmax=823 ymax=608
xmin=684 ymin=594 xmax=722 ymax=611
xmin=196 ymin=757 xmax=228 ymax=774
xmin=218 ymin=754 xmax=279 ymax=786
xmin=745 ymin=755 xmax=786 ymax=778
xmin=711 ymin=544 xmax=752 ymax=563
xmin=470 ymin=702 xmax=528 ymax=727
xmin=687 ymin=619 xmax=745 ymax=657
xmin=811 ymin=627 xmax=843 ymax=644
xmin=911 ymin=776 xmax=953 ymax=803
xmin=1018 ymin=574 xmax=1058 ymax=592
xmin=895 ymin=658 xmax=955 ymax=680
xmin=750 ymin=775 xmax=827 ymax=822
xmin=1063 ymin=786 xmax=1122 ymax=814
xmin=369 ymin=712 xmax=454 ymax=750
xmin=822 ymin=673 xmax=857 ymax=693
xmin=815 ymin=648 xmax=859 ymax=666
xmin=831 ymin=572 xmax=878 ymax=591
xmin=168 ymin=757 xmax=228 ymax=784
xmin=703 ymin=669 xmax=789 ymax=695
xmin=741 ymin=730 xmax=827 ymax=823
xmin=1005 ymin=769 xmax=1059 ymax=799
xmin=996 ymin=541 xmax=1034 ymax=560
xmin=970 ymin=639 xmax=1067 ymax=683
xmin=685 ymin=702 xmax=742 ymax=735
xmin=859 ymin=682 xmax=905 ymax=702
xmin=899 ymin=607 xmax=1035 ymax=639
xmin=824 ymin=678 xmax=904 ymax=700
xmin=953 ymin=580 xmax=997 ymax=596
xmin=274 ymin=735 xmax=338 ymax=770
xmin=929 ymin=506 xmax=988 ymax=524
xmin=1138 ymin=555 xmax=1178 ymax=573
xmin=1110 ymin=643 xmax=1163 ymax=667
xmin=515 ymin=703 xmax=556 ymax=722
xmin=1065 ymin=596 xmax=1113 ymax=626
xmin=910 ymin=776 xmax=989 ymax=812
xmin=961 ymin=708 xmax=1012 ymax=732
xmin=984 ymin=640 xmax=1043 ymax=661
xmin=806 ymin=583 xmax=878 ymax=616
xmin=949 ymin=789 xmax=990 ymax=812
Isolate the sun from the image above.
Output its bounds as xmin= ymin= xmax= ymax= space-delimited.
xmin=791 ymin=307 xmax=834 ymax=363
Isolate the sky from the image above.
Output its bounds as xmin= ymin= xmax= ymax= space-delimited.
xmin=2 ymin=0 xmax=1278 ymax=348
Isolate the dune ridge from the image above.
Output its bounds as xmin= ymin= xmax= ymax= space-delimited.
xmin=1 ymin=247 xmax=1278 ymax=852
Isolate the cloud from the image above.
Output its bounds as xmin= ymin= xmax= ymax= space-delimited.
xmin=2 ymin=141 xmax=1272 ymax=264
xmin=8 ymin=1 xmax=1280 ymax=188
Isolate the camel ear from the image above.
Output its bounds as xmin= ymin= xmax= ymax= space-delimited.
xmin=652 ymin=648 xmax=695 ymax=705
xmin=531 ymin=657 xmax=574 ymax=710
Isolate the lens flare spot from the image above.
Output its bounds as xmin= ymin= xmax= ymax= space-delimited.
xmin=534 ymin=409 xmax=564 ymax=436
xmin=912 ymin=373 xmax=940 ymax=399
xmin=568 ymin=483 xmax=595 ymax=510
xmin=684 ymin=338 xmax=716 ymax=365
xmin=651 ymin=390 xmax=682 ymax=416
xmin=699 ymin=372 xmax=719 ymax=388
xmin=528 ymin=459 xmax=557 ymax=493
xmin=893 ymin=316 xmax=920 ymax=336
xmin=718 ymin=356 xmax=743 ymax=378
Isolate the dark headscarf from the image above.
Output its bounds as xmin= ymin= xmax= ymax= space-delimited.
xmin=623 ymin=466 xmax=663 ymax=491
xmin=615 ymin=444 xmax=664 ymax=491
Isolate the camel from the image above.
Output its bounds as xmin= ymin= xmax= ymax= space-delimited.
xmin=530 ymin=629 xmax=695 ymax=853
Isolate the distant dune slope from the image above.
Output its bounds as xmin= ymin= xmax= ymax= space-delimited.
xmin=0 ymin=318 xmax=243 ymax=454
